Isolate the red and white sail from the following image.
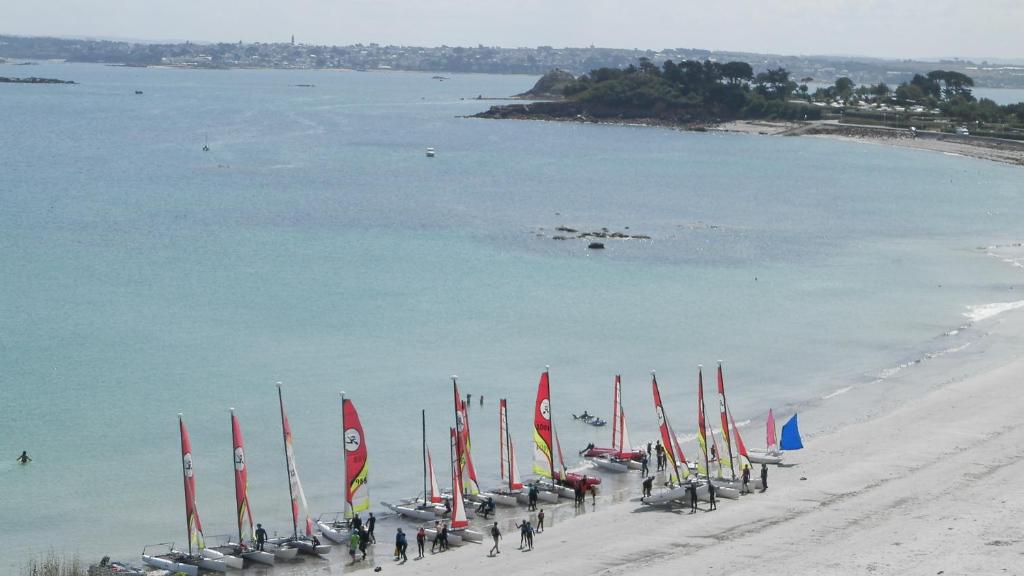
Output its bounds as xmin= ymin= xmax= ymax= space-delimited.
xmin=766 ymin=409 xmax=778 ymax=455
xmin=231 ymin=410 xmax=254 ymax=547
xmin=696 ymin=367 xmax=711 ymax=475
xmin=532 ymin=370 xmax=554 ymax=478
xmin=651 ymin=373 xmax=689 ymax=484
xmin=716 ymin=362 xmax=736 ymax=478
xmin=611 ymin=375 xmax=634 ymax=456
xmin=179 ymin=414 xmax=206 ymax=553
xmin=427 ymin=448 xmax=442 ymax=504
xmin=343 ymin=397 xmax=370 ymax=518
xmin=729 ymin=408 xmax=751 ymax=472
xmin=278 ymin=388 xmax=314 ymax=538
xmin=452 ymin=381 xmax=480 ymax=495
xmin=499 ymin=399 xmax=524 ymax=491
xmin=448 ymin=427 xmax=469 ymax=529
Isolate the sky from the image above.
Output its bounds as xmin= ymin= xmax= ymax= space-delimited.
xmin=3 ymin=0 xmax=1023 ymax=61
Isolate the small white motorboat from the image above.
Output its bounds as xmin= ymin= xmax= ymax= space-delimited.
xmin=425 ymin=147 xmax=436 ymax=157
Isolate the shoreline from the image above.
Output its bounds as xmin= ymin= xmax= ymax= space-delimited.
xmin=340 ymin=306 xmax=1024 ymax=576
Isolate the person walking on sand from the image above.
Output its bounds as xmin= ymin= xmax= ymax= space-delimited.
xmin=255 ymin=523 xmax=267 ymax=551
xmin=741 ymin=465 xmax=751 ymax=494
xmin=761 ymin=463 xmax=769 ymax=492
xmin=396 ymin=528 xmax=408 ymax=562
xmin=537 ymin=508 xmax=545 ymax=533
xmin=516 ymin=519 xmax=529 ymax=549
xmin=640 ymin=453 xmax=649 ymax=477
xmin=17 ymin=451 xmax=31 ymax=464
xmin=489 ymin=522 xmax=502 ymax=556
xmin=367 ymin=512 xmax=376 ymax=543
xmin=358 ymin=527 xmax=369 ymax=560
xmin=439 ymin=523 xmax=450 ymax=551
xmin=349 ymin=530 xmax=360 ymax=563
xmin=528 ymin=484 xmax=538 ymax=511
xmin=430 ymin=521 xmax=441 ymax=553
xmin=525 ymin=521 xmax=534 ymax=550
xmin=416 ymin=526 xmax=426 ymax=558
xmin=646 ymin=442 xmax=652 ymax=458
xmin=708 ymin=481 xmax=717 ymax=511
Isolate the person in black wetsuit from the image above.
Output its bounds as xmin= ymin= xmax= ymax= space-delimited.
xmin=708 ymin=481 xmax=717 ymax=511
xmin=761 ymin=463 xmax=768 ymax=492
xmin=17 ymin=451 xmax=31 ymax=464
xmin=255 ymin=523 xmax=268 ymax=551
xmin=367 ymin=512 xmax=376 ymax=543
xmin=689 ymin=482 xmax=698 ymax=513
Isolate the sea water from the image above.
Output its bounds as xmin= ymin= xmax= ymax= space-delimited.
xmin=1 ymin=63 xmax=1023 ymax=570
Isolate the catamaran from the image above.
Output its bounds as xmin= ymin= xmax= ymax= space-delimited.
xmin=532 ymin=367 xmax=600 ymax=499
xmin=318 ymin=393 xmax=370 ymax=543
xmin=478 ymin=398 xmax=525 ymax=506
xmin=142 ymin=415 xmax=228 ymax=576
xmin=268 ymin=384 xmax=331 ymax=556
xmin=642 ymin=372 xmax=706 ymax=506
xmin=586 ymin=375 xmax=645 ymax=472
xmin=748 ymin=408 xmax=784 ymax=465
xmin=223 ymin=409 xmax=277 ymax=565
xmin=385 ymin=410 xmax=450 ymax=521
xmin=452 ymin=378 xmax=482 ymax=502
xmin=694 ymin=366 xmax=745 ymax=498
xmin=446 ymin=425 xmax=483 ymax=542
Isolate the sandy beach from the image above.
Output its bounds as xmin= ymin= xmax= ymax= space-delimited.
xmin=299 ymin=308 xmax=1024 ymax=576
xmin=714 ymin=120 xmax=1024 ymax=167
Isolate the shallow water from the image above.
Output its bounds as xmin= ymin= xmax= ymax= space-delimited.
xmin=1 ymin=63 xmax=1023 ymax=571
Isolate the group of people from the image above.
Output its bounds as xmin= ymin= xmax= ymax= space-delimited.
xmin=476 ymin=496 xmax=497 ymax=518
xmin=347 ymin=513 xmax=377 ymax=563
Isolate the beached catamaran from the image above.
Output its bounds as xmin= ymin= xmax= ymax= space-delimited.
xmin=642 ymin=372 xmax=700 ymax=505
xmin=478 ymin=398 xmax=526 ymax=506
xmin=447 ymin=426 xmax=483 ymax=542
xmin=748 ymin=408 xmax=783 ymax=464
xmin=531 ymin=368 xmax=598 ymax=500
xmin=587 ymin=375 xmax=644 ymax=472
xmin=318 ymin=394 xmax=370 ymax=543
xmin=386 ymin=410 xmax=448 ymax=521
xmin=226 ymin=409 xmax=279 ymax=565
xmin=269 ymin=385 xmax=331 ymax=555
xmin=142 ymin=416 xmax=228 ymax=576
xmin=452 ymin=378 xmax=481 ymax=499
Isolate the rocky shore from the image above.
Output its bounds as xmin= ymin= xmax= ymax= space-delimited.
xmin=0 ymin=76 xmax=76 ymax=84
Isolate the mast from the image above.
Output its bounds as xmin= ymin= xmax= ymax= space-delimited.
xmin=277 ymin=383 xmax=297 ymax=540
xmin=422 ymin=409 xmax=428 ymax=506
xmin=611 ymin=375 xmax=620 ymax=452
xmin=698 ymin=366 xmax=711 ymax=479
xmin=504 ymin=401 xmax=512 ymax=491
xmin=717 ymin=361 xmax=736 ymax=479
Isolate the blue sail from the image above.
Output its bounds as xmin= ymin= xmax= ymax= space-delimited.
xmin=779 ymin=414 xmax=803 ymax=450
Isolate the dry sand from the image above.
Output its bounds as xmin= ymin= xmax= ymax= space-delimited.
xmin=309 ymin=310 xmax=1024 ymax=576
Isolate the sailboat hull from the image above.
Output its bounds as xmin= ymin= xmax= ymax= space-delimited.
xmin=424 ymin=528 xmax=463 ymax=546
xmin=592 ymin=458 xmax=630 ymax=473
xmin=386 ymin=501 xmax=439 ymax=521
xmin=142 ymin=555 xmax=199 ymax=576
xmin=517 ymin=488 xmax=560 ymax=504
xmin=200 ymin=548 xmax=244 ymax=570
xmin=196 ymin=556 xmax=229 ymax=572
xmin=641 ymin=485 xmax=691 ymax=506
xmin=240 ymin=550 xmax=275 ymax=565
xmin=271 ymin=544 xmax=299 ymax=561
xmin=317 ymin=520 xmax=349 ymax=544
xmin=480 ymin=490 xmax=520 ymax=506
xmin=268 ymin=537 xmax=331 ymax=556
xmin=747 ymin=452 xmax=783 ymax=465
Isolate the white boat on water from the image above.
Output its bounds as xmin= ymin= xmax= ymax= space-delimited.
xmin=316 ymin=513 xmax=351 ymax=544
xmin=199 ymin=546 xmax=244 ymax=570
xmin=426 ymin=147 xmax=436 ymax=157
xmin=592 ymin=455 xmax=630 ymax=473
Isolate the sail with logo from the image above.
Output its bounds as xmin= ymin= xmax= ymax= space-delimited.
xmin=532 ymin=369 xmax=554 ymax=478
xmin=342 ymin=395 xmax=370 ymax=518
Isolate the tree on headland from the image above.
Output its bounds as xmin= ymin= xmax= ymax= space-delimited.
xmin=834 ymin=77 xmax=855 ymax=100
xmin=754 ymin=68 xmax=795 ymax=100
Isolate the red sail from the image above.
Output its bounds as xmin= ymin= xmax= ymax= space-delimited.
xmin=452 ymin=382 xmax=480 ymax=494
xmin=767 ymin=409 xmax=778 ymax=453
xmin=448 ymin=427 xmax=469 ymax=529
xmin=532 ymin=370 xmax=554 ymax=477
xmin=343 ymin=398 xmax=370 ymax=517
xmin=716 ymin=363 xmax=730 ymax=447
xmin=651 ymin=374 xmax=687 ymax=483
xmin=231 ymin=410 xmax=254 ymax=546
xmin=180 ymin=415 xmax=205 ymax=553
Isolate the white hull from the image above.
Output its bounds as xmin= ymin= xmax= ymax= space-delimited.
xmin=454 ymin=528 xmax=484 ymax=543
xmin=592 ymin=458 xmax=630 ymax=473
xmin=747 ymin=452 xmax=783 ymax=465
xmin=317 ymin=520 xmax=349 ymax=544
xmin=424 ymin=528 xmax=463 ymax=546
xmin=709 ymin=476 xmax=764 ymax=492
xmin=386 ymin=501 xmax=442 ymax=521
xmin=702 ymin=484 xmax=740 ymax=501
xmin=516 ymin=489 xmax=559 ymax=505
xmin=268 ymin=537 xmax=330 ymax=556
xmin=480 ymin=490 xmax=520 ymax=506
xmin=141 ymin=555 xmax=199 ymax=576
xmin=201 ymin=548 xmax=244 ymax=570
xmin=539 ymin=480 xmax=575 ymax=499
xmin=271 ymin=545 xmax=299 ymax=561
xmin=626 ymin=459 xmax=643 ymax=470
xmin=641 ymin=485 xmax=690 ymax=506
xmin=197 ymin=556 xmax=229 ymax=572
xmin=241 ymin=550 xmax=275 ymax=565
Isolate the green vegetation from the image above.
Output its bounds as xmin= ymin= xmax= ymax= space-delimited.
xmin=805 ymin=71 xmax=1024 ymax=138
xmin=21 ymin=554 xmax=85 ymax=576
xmin=559 ymin=58 xmax=820 ymax=122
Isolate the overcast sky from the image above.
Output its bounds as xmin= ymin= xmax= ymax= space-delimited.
xmin=4 ymin=0 xmax=1023 ymax=60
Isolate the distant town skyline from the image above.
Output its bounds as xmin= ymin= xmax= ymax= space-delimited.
xmin=4 ymin=0 xmax=1023 ymax=61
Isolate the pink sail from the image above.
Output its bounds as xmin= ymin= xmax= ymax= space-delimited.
xmin=729 ymin=409 xmax=751 ymax=471
xmin=231 ymin=410 xmax=254 ymax=546
xmin=767 ymin=409 xmax=778 ymax=454
xmin=179 ymin=415 xmax=206 ymax=553
xmin=278 ymin=386 xmax=314 ymax=538
xmin=448 ymin=427 xmax=469 ymax=529
xmin=532 ymin=370 xmax=554 ymax=477
xmin=452 ymin=381 xmax=480 ymax=495
xmin=428 ymin=448 xmax=442 ymax=504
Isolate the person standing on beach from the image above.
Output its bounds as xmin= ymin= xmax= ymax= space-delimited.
xmin=525 ymin=521 xmax=534 ymax=550
xmin=517 ymin=519 xmax=529 ymax=549
xmin=416 ymin=526 xmax=426 ymax=558
xmin=351 ymin=513 xmax=363 ymax=532
xmin=489 ymin=522 xmax=502 ymax=556
xmin=17 ymin=451 xmax=31 ymax=464
xmin=480 ymin=395 xmax=484 ymax=406
xmin=708 ymin=481 xmax=717 ymax=511
xmin=440 ymin=523 xmax=450 ymax=551
xmin=358 ymin=527 xmax=369 ymax=560
xmin=642 ymin=476 xmax=654 ymax=498
xmin=655 ymin=441 xmax=665 ymax=471
xmin=741 ymin=465 xmax=751 ymax=494
xmin=349 ymin=530 xmax=360 ymax=563
xmin=528 ymin=484 xmax=538 ymax=511
xmin=396 ymin=528 xmax=408 ymax=562
xmin=590 ymin=484 xmax=597 ymax=506
xmin=537 ymin=508 xmax=545 ymax=532
xmin=689 ymin=482 xmax=698 ymax=513
xmin=640 ymin=453 xmax=649 ymax=477
xmin=367 ymin=512 xmax=376 ymax=543
xmin=646 ymin=442 xmax=652 ymax=458
xmin=255 ymin=523 xmax=267 ymax=551
xmin=430 ymin=521 xmax=441 ymax=553
xmin=761 ymin=464 xmax=768 ymax=492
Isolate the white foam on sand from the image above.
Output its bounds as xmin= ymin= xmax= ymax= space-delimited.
xmin=964 ymin=300 xmax=1024 ymax=323
xmin=822 ymin=386 xmax=853 ymax=399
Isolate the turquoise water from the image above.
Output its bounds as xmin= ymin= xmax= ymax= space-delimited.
xmin=2 ymin=63 xmax=1023 ymax=570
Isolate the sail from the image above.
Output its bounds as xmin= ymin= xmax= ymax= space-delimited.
xmin=619 ymin=407 xmax=632 ymax=454
xmin=766 ymin=409 xmax=778 ymax=454
xmin=532 ymin=370 xmax=554 ymax=478
xmin=710 ymin=427 xmax=730 ymax=477
xmin=696 ymin=368 xmax=710 ymax=476
xmin=651 ymin=374 xmax=688 ymax=484
xmin=729 ymin=409 xmax=751 ymax=472
xmin=459 ymin=399 xmax=480 ymax=495
xmin=500 ymin=399 xmax=523 ymax=491
xmin=448 ymin=427 xmax=469 ymax=529
xmin=427 ymin=448 xmax=441 ymax=504
xmin=554 ymin=425 xmax=568 ymax=479
xmin=179 ymin=415 xmax=206 ymax=553
xmin=279 ymin=389 xmax=314 ymax=538
xmin=611 ymin=375 xmax=621 ymax=451
xmin=343 ymin=398 xmax=370 ymax=518
xmin=716 ymin=363 xmax=736 ymax=478
xmin=231 ymin=410 xmax=254 ymax=546
xmin=780 ymin=414 xmax=804 ymax=450
xmin=508 ymin=436 xmax=524 ymax=490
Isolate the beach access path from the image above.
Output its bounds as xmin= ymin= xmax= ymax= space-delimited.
xmin=376 ymin=315 xmax=1024 ymax=576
